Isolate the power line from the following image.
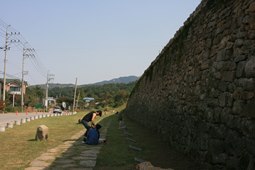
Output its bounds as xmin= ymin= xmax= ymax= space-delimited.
xmin=0 ymin=18 xmax=9 ymax=28
xmin=0 ymin=71 xmax=20 ymax=80
xmin=28 ymin=57 xmax=47 ymax=78
xmin=26 ymin=75 xmax=37 ymax=85
xmin=0 ymin=18 xmax=50 ymax=87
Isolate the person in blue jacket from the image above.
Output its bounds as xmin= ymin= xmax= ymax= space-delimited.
xmin=85 ymin=124 xmax=102 ymax=145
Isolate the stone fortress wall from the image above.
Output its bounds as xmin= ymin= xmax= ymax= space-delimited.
xmin=124 ymin=0 xmax=255 ymax=169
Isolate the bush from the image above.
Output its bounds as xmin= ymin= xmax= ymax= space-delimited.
xmin=5 ymin=106 xmax=21 ymax=112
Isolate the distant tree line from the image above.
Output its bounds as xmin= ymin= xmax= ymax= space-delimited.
xmin=4 ymin=86 xmax=45 ymax=112
xmin=23 ymin=82 xmax=136 ymax=110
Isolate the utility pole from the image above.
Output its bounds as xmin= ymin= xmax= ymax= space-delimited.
xmin=72 ymin=78 xmax=78 ymax=113
xmin=45 ymin=72 xmax=54 ymax=112
xmin=1 ymin=25 xmax=20 ymax=103
xmin=21 ymin=47 xmax=35 ymax=112
xmin=2 ymin=25 xmax=10 ymax=102
xmin=75 ymin=91 xmax=80 ymax=110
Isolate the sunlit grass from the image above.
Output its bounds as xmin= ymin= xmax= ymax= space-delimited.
xmin=0 ymin=113 xmax=84 ymax=170
xmin=0 ymin=106 xmax=202 ymax=170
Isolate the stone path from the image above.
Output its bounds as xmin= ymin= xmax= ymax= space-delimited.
xmin=25 ymin=124 xmax=108 ymax=170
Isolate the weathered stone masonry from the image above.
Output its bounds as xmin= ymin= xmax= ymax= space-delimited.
xmin=125 ymin=0 xmax=255 ymax=169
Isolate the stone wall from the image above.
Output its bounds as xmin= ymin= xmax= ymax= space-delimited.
xmin=124 ymin=0 xmax=255 ymax=169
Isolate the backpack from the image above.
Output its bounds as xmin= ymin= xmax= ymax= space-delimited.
xmin=85 ymin=128 xmax=99 ymax=145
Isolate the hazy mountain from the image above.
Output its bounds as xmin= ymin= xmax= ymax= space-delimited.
xmin=92 ymin=75 xmax=139 ymax=86
xmin=29 ymin=76 xmax=139 ymax=88
xmin=28 ymin=83 xmax=74 ymax=89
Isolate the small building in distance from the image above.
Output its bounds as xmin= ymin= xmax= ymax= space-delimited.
xmin=83 ymin=97 xmax=95 ymax=103
xmin=0 ymin=79 xmax=27 ymax=97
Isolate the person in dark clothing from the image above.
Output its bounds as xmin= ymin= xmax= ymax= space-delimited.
xmin=85 ymin=124 xmax=101 ymax=145
xmin=81 ymin=110 xmax=102 ymax=137
xmin=83 ymin=124 xmax=106 ymax=145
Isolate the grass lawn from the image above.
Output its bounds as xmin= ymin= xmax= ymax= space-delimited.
xmin=0 ymin=107 xmax=204 ymax=170
xmin=0 ymin=112 xmax=84 ymax=170
xmin=95 ymin=112 xmax=205 ymax=170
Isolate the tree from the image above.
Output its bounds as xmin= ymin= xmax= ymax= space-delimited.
xmin=25 ymin=86 xmax=44 ymax=107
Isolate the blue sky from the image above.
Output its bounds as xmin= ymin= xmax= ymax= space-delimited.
xmin=0 ymin=0 xmax=201 ymax=85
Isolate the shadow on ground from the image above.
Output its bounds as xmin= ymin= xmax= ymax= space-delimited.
xmin=41 ymin=116 xmax=111 ymax=170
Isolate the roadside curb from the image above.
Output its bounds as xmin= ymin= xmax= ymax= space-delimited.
xmin=0 ymin=112 xmax=77 ymax=133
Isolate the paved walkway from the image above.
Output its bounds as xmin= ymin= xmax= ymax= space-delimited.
xmin=25 ymin=123 xmax=108 ymax=170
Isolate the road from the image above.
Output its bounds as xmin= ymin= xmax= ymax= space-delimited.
xmin=0 ymin=112 xmax=51 ymax=127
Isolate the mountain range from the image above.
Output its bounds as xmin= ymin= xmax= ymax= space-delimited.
xmin=91 ymin=75 xmax=138 ymax=85
xmin=29 ymin=75 xmax=139 ymax=88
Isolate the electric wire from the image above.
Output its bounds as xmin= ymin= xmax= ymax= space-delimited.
xmin=0 ymin=18 xmax=50 ymax=84
xmin=0 ymin=71 xmax=20 ymax=80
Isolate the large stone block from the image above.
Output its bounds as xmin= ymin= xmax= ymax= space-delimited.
xmin=136 ymin=161 xmax=174 ymax=170
xmin=221 ymin=71 xmax=235 ymax=82
xmin=35 ymin=125 xmax=49 ymax=141
xmin=0 ymin=126 xmax=5 ymax=132
xmin=245 ymin=56 xmax=255 ymax=78
xmin=236 ymin=78 xmax=255 ymax=91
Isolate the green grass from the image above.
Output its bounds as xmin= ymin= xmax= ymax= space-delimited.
xmin=95 ymin=113 xmax=204 ymax=170
xmin=0 ymin=107 xmax=203 ymax=170
xmin=95 ymin=114 xmax=136 ymax=170
xmin=0 ymin=112 xmax=84 ymax=170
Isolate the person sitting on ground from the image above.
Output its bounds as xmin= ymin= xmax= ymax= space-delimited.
xmin=80 ymin=110 xmax=102 ymax=137
xmin=85 ymin=124 xmax=106 ymax=145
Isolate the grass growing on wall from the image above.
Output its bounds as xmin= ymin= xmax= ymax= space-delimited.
xmin=205 ymin=0 xmax=229 ymax=12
